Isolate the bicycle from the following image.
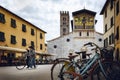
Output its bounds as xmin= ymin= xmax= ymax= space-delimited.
xmin=15 ymin=56 xmax=38 ymax=70
xmin=51 ymin=51 xmax=92 ymax=80
xmin=55 ymin=42 xmax=120 ymax=80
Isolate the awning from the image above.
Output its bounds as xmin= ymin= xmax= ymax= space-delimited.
xmin=0 ymin=46 xmax=26 ymax=53
xmin=0 ymin=46 xmax=54 ymax=56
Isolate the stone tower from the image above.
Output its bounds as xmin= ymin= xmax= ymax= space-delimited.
xmin=60 ymin=11 xmax=69 ymax=36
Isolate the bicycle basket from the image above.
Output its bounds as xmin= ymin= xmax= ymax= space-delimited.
xmin=101 ymin=46 xmax=114 ymax=60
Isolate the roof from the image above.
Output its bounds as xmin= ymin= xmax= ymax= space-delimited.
xmin=0 ymin=5 xmax=46 ymax=33
xmin=72 ymin=9 xmax=96 ymax=16
xmin=100 ymin=0 xmax=109 ymax=15
xmin=47 ymin=32 xmax=73 ymax=42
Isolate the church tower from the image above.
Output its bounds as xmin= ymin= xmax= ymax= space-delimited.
xmin=60 ymin=11 xmax=69 ymax=36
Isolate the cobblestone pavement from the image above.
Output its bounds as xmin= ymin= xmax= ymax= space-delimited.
xmin=0 ymin=65 xmax=52 ymax=80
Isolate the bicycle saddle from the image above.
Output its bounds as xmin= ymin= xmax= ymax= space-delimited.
xmin=75 ymin=51 xmax=86 ymax=55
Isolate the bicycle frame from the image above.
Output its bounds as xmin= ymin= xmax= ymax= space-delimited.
xmin=80 ymin=52 xmax=100 ymax=75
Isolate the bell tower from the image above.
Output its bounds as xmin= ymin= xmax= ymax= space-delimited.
xmin=60 ymin=11 xmax=69 ymax=36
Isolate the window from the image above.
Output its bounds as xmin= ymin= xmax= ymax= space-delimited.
xmin=0 ymin=13 xmax=5 ymax=23
xmin=98 ymin=38 xmax=102 ymax=42
xmin=22 ymin=24 xmax=26 ymax=32
xmin=22 ymin=38 xmax=26 ymax=46
xmin=110 ymin=0 xmax=113 ymax=10
xmin=116 ymin=1 xmax=119 ymax=16
xmin=11 ymin=18 xmax=16 ymax=28
xmin=54 ymin=45 xmax=57 ymax=48
xmin=63 ymin=28 xmax=66 ymax=35
xmin=104 ymin=38 xmax=108 ymax=47
xmin=79 ymin=32 xmax=82 ymax=36
xmin=0 ymin=32 xmax=5 ymax=42
xmin=105 ymin=24 xmax=107 ymax=32
xmin=40 ymin=33 xmax=43 ymax=39
xmin=31 ymin=41 xmax=34 ymax=48
xmin=63 ymin=22 xmax=66 ymax=25
xmin=109 ymin=33 xmax=114 ymax=44
xmin=66 ymin=38 xmax=70 ymax=42
xmin=110 ymin=17 xmax=113 ymax=27
xmin=40 ymin=44 xmax=43 ymax=50
xmin=11 ymin=35 xmax=16 ymax=44
xmin=111 ymin=33 xmax=114 ymax=44
xmin=87 ymin=32 xmax=89 ymax=36
xmin=109 ymin=35 xmax=112 ymax=45
xmin=105 ymin=10 xmax=107 ymax=18
xmin=115 ymin=26 xmax=119 ymax=40
xmin=31 ymin=29 xmax=34 ymax=35
xmin=63 ymin=17 xmax=66 ymax=21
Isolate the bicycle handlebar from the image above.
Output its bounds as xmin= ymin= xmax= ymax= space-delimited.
xmin=84 ymin=42 xmax=101 ymax=53
xmin=84 ymin=42 xmax=93 ymax=46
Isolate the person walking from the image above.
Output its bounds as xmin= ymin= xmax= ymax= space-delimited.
xmin=29 ymin=46 xmax=36 ymax=69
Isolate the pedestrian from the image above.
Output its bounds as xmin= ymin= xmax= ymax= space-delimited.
xmin=25 ymin=48 xmax=31 ymax=68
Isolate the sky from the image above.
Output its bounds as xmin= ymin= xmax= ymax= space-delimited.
xmin=0 ymin=0 xmax=106 ymax=42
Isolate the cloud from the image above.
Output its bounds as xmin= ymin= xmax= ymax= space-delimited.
xmin=0 ymin=0 xmax=106 ymax=41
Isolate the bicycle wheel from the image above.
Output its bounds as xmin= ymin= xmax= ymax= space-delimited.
xmin=51 ymin=60 xmax=70 ymax=80
xmin=60 ymin=63 xmax=81 ymax=80
xmin=62 ymin=71 xmax=82 ymax=80
xmin=90 ymin=60 xmax=120 ymax=80
xmin=15 ymin=58 xmax=26 ymax=70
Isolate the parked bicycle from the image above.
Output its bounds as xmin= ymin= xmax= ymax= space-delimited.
xmin=51 ymin=49 xmax=92 ymax=80
xmin=51 ymin=42 xmax=120 ymax=80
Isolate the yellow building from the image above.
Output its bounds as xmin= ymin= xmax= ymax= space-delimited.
xmin=114 ymin=0 xmax=120 ymax=61
xmin=0 ymin=5 xmax=46 ymax=65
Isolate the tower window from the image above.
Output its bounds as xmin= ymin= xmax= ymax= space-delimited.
xmin=63 ymin=22 xmax=66 ymax=25
xmin=22 ymin=24 xmax=26 ymax=32
xmin=63 ymin=17 xmax=66 ymax=21
xmin=63 ymin=28 xmax=66 ymax=35
xmin=0 ymin=32 xmax=5 ymax=42
xmin=11 ymin=35 xmax=16 ymax=44
xmin=22 ymin=38 xmax=26 ymax=46
xmin=11 ymin=18 xmax=16 ymax=28
xmin=0 ymin=13 xmax=5 ymax=23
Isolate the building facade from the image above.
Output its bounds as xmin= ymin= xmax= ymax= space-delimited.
xmin=114 ymin=0 xmax=120 ymax=61
xmin=47 ymin=9 xmax=103 ymax=59
xmin=0 ymin=6 xmax=46 ymax=65
xmin=100 ymin=0 xmax=115 ymax=48
xmin=100 ymin=0 xmax=120 ymax=61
